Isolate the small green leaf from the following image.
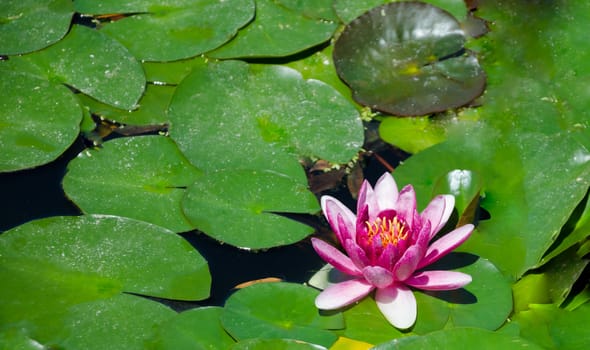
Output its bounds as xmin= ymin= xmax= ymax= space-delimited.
xmin=0 ymin=0 xmax=74 ymax=55
xmin=63 ymin=136 xmax=202 ymax=233
xmin=208 ymin=0 xmax=337 ymax=58
xmin=221 ymin=282 xmax=342 ymax=348
xmin=333 ymin=1 xmax=485 ymax=115
xmin=183 ymin=169 xmax=319 ymax=249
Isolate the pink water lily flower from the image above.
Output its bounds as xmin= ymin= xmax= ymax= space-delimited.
xmin=312 ymin=172 xmax=474 ymax=329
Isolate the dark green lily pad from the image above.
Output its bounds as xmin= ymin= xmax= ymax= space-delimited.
xmin=208 ymin=0 xmax=337 ymax=58
xmin=152 ymin=307 xmax=236 ymax=349
xmin=372 ymin=327 xmax=544 ymax=349
xmin=0 ymin=69 xmax=82 ymax=172
xmin=333 ymin=1 xmax=485 ymax=116
xmin=0 ymin=0 xmax=74 ymax=55
xmin=167 ymin=60 xmax=363 ymax=179
xmin=221 ymin=282 xmax=343 ymax=348
xmin=63 ymin=136 xmax=202 ymax=233
xmin=182 ymin=169 xmax=319 ymax=249
xmin=0 ymin=215 xmax=210 ymax=343
xmin=76 ymin=0 xmax=255 ymax=62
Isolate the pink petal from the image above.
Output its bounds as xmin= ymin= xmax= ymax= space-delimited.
xmin=362 ymin=265 xmax=395 ymax=289
xmin=321 ymin=196 xmax=356 ymax=243
xmin=311 ymin=238 xmax=362 ymax=276
xmin=375 ymin=284 xmax=417 ymax=329
xmin=375 ymin=243 xmax=400 ymax=271
xmin=343 ymin=238 xmax=369 ymax=267
xmin=395 ymin=185 xmax=417 ymax=227
xmin=421 ymin=194 xmax=455 ymax=241
xmin=356 ymin=180 xmax=377 ymax=220
xmin=392 ymin=245 xmax=423 ymax=281
xmin=417 ymin=224 xmax=474 ymax=269
xmin=374 ymin=172 xmax=399 ymax=212
xmin=315 ymin=279 xmax=374 ymax=310
xmin=405 ymin=271 xmax=472 ymax=291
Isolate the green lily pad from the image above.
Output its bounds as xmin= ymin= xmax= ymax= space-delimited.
xmin=0 ymin=0 xmax=74 ymax=55
xmin=182 ymin=169 xmax=319 ymax=249
xmin=63 ymin=136 xmax=202 ymax=233
xmin=0 ymin=215 xmax=210 ymax=343
xmin=221 ymin=282 xmax=343 ymax=348
xmin=23 ymin=25 xmax=145 ymax=109
xmin=340 ymin=297 xmax=404 ymax=344
xmin=58 ymin=294 xmax=176 ymax=350
xmin=77 ymin=0 xmax=255 ymax=62
xmin=151 ymin=307 xmax=236 ymax=349
xmin=413 ymin=254 xmax=512 ymax=333
xmin=208 ymin=0 xmax=337 ymax=58
xmin=372 ymin=327 xmax=544 ymax=349
xmin=232 ymin=338 xmax=326 ymax=350
xmin=333 ymin=1 xmax=485 ymax=116
xmin=167 ymin=60 xmax=363 ymax=179
xmin=0 ymin=69 xmax=82 ymax=172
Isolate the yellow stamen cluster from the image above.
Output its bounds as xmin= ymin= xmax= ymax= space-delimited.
xmin=365 ymin=216 xmax=408 ymax=247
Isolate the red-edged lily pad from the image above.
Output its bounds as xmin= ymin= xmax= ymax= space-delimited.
xmin=333 ymin=1 xmax=485 ymax=116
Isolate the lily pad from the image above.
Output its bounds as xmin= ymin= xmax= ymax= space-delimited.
xmin=167 ymin=60 xmax=363 ymax=179
xmin=0 ymin=69 xmax=82 ymax=172
xmin=208 ymin=0 xmax=337 ymax=58
xmin=182 ymin=169 xmax=319 ymax=249
xmin=220 ymin=282 xmax=343 ymax=348
xmin=63 ymin=136 xmax=202 ymax=233
xmin=232 ymin=338 xmax=326 ymax=349
xmin=76 ymin=0 xmax=255 ymax=62
xmin=333 ymin=1 xmax=485 ymax=115
xmin=22 ymin=25 xmax=145 ymax=110
xmin=372 ymin=327 xmax=544 ymax=349
xmin=0 ymin=0 xmax=74 ymax=55
xmin=58 ymin=294 xmax=176 ymax=350
xmin=152 ymin=307 xmax=236 ymax=349
xmin=0 ymin=215 xmax=210 ymax=343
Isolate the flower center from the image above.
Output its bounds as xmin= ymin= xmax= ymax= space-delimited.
xmin=365 ymin=216 xmax=409 ymax=248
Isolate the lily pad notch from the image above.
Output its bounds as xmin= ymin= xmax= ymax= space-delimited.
xmin=333 ymin=1 xmax=486 ymax=116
